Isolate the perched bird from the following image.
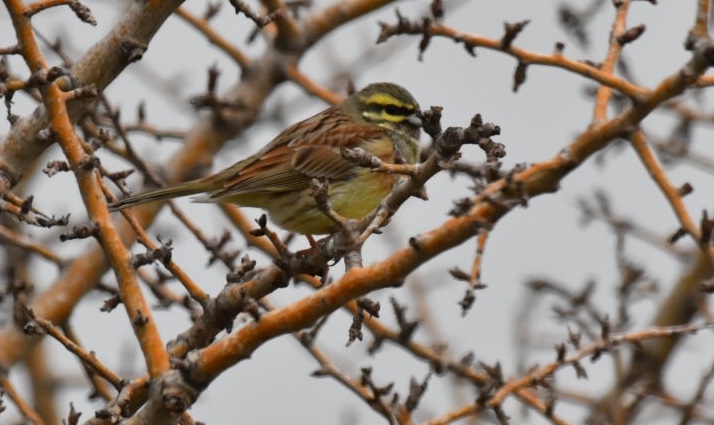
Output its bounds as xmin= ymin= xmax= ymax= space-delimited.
xmin=109 ymin=82 xmax=422 ymax=234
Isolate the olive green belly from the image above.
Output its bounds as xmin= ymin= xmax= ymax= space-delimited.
xmin=262 ymin=170 xmax=398 ymax=234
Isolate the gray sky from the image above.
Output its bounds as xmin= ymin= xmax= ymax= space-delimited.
xmin=0 ymin=1 xmax=709 ymax=424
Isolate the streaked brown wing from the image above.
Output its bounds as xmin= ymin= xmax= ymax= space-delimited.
xmin=286 ymin=117 xmax=387 ymax=178
xmin=208 ymin=143 xmax=306 ymax=197
xmin=209 ymin=115 xmax=388 ymax=199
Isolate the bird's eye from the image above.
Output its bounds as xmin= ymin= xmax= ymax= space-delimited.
xmin=383 ymin=105 xmax=402 ymax=116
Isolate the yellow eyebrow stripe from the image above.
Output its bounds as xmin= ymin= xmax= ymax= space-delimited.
xmin=365 ymin=93 xmax=409 ymax=108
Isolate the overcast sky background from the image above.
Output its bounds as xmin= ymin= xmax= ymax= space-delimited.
xmin=1 ymin=1 xmax=711 ymax=424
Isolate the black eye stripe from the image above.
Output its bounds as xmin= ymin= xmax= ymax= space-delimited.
xmin=366 ymin=102 xmax=415 ymax=116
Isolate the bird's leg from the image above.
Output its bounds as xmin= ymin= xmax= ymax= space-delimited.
xmin=305 ymin=234 xmax=318 ymax=249
xmin=250 ymin=214 xmax=332 ymax=283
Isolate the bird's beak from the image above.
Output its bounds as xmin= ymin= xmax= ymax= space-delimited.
xmin=406 ymin=113 xmax=422 ymax=127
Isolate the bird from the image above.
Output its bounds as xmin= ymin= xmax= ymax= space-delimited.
xmin=109 ymin=82 xmax=422 ymax=234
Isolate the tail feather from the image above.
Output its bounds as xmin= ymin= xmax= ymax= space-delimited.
xmin=108 ymin=181 xmax=206 ymax=211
